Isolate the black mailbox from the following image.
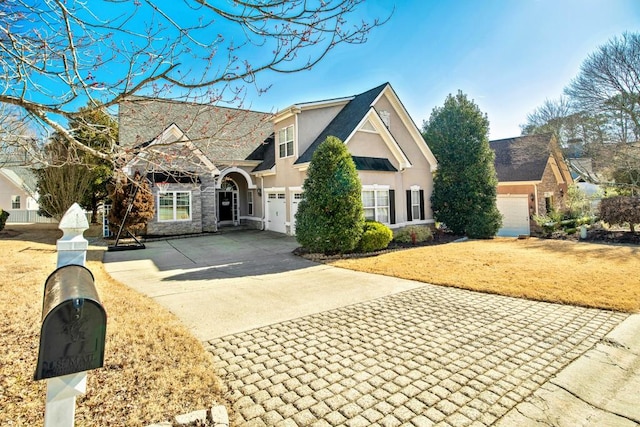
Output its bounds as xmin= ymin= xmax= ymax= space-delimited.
xmin=35 ymin=264 xmax=107 ymax=381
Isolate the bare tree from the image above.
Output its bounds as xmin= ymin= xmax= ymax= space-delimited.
xmin=521 ymin=97 xmax=573 ymax=137
xmin=0 ymin=0 xmax=387 ymax=166
xmin=521 ymin=97 xmax=609 ymax=160
xmin=521 ymin=32 xmax=640 ymax=191
xmin=565 ymin=32 xmax=640 ymax=144
xmin=34 ymin=136 xmax=94 ymax=220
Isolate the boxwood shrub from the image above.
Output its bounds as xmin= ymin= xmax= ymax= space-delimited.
xmin=357 ymin=221 xmax=393 ymax=253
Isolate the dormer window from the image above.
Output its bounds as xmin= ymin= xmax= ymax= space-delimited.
xmin=278 ymin=125 xmax=294 ymax=158
xmin=379 ymin=110 xmax=391 ymax=128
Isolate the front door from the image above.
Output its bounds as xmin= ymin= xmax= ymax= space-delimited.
xmin=218 ymin=192 xmax=233 ymax=222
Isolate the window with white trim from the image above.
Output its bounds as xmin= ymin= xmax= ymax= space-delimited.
xmin=362 ymin=188 xmax=389 ymax=223
xmin=158 ymin=191 xmax=191 ymax=221
xmin=247 ymin=191 xmax=254 ymax=216
xmin=278 ymin=125 xmax=294 ymax=158
xmin=411 ymin=189 xmax=421 ymax=220
xmin=11 ymin=195 xmax=20 ymax=209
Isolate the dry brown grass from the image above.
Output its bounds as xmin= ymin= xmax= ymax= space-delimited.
xmin=330 ymin=238 xmax=640 ymax=313
xmin=0 ymin=224 xmax=229 ymax=426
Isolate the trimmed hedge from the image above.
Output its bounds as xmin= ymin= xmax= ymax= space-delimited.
xmin=357 ymin=221 xmax=393 ymax=253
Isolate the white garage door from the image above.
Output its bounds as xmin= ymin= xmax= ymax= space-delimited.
xmin=290 ymin=193 xmax=303 ymax=235
xmin=267 ymin=193 xmax=286 ymax=233
xmin=496 ymin=196 xmax=530 ymax=237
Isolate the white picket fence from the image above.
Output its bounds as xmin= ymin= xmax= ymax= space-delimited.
xmin=5 ymin=210 xmax=57 ymax=224
xmin=5 ymin=209 xmax=93 ymax=224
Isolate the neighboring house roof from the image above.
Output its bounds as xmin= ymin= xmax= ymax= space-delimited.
xmin=119 ymin=97 xmax=273 ymax=163
xmin=568 ymin=158 xmax=600 ymax=184
xmin=490 ymin=134 xmax=567 ymax=183
xmin=296 ymin=83 xmax=388 ymax=164
xmin=0 ymin=167 xmax=38 ymax=197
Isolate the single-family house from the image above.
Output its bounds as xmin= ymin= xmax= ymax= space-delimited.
xmin=490 ymin=134 xmax=573 ymax=237
xmin=0 ymin=167 xmax=40 ymax=222
xmin=118 ymin=83 xmax=438 ymax=236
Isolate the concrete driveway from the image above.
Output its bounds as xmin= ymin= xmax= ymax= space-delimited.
xmin=103 ymin=230 xmax=425 ymax=341
xmin=103 ymin=231 xmax=638 ymax=426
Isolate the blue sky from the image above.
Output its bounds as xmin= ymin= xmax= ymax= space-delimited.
xmin=245 ymin=0 xmax=640 ymax=140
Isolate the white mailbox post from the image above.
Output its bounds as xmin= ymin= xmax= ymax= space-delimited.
xmin=35 ymin=203 xmax=107 ymax=427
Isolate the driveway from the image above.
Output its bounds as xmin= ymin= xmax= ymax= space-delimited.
xmin=103 ymin=230 xmax=425 ymax=341
xmin=103 ymin=231 xmax=636 ymax=426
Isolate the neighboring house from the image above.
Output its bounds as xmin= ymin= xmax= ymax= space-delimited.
xmin=118 ymin=83 xmax=438 ymax=236
xmin=490 ymin=134 xmax=573 ymax=237
xmin=0 ymin=167 xmax=41 ymax=222
xmin=568 ymin=157 xmax=603 ymax=203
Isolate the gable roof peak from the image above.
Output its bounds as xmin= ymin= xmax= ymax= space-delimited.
xmin=294 ymin=83 xmax=390 ymax=164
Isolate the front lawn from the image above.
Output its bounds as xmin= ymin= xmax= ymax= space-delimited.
xmin=0 ymin=224 xmax=229 ymax=426
xmin=330 ymin=238 xmax=640 ymax=312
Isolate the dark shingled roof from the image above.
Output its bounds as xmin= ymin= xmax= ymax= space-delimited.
xmin=247 ymin=134 xmax=276 ymax=172
xmin=352 ymin=156 xmax=397 ymax=172
xmin=490 ymin=134 xmax=555 ymax=182
xmin=295 ymin=83 xmax=389 ymax=164
xmin=119 ymin=97 xmax=273 ymax=163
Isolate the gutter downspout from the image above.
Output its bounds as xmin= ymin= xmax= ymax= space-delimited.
xmin=260 ymin=176 xmax=265 ymax=230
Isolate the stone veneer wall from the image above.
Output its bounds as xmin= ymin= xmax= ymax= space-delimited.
xmin=537 ymin=162 xmax=567 ymax=215
xmin=200 ymin=175 xmax=218 ymax=232
xmin=145 ymin=182 xmax=203 ymax=236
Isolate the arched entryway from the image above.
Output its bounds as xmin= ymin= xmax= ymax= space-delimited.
xmin=218 ymin=177 xmax=239 ymax=226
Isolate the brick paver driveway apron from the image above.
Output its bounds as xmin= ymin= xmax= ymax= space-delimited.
xmin=207 ymin=283 xmax=625 ymax=426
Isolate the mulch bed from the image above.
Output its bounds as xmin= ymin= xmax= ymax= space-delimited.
xmin=535 ymin=227 xmax=640 ymax=245
xmin=293 ymin=231 xmax=464 ymax=261
xmin=580 ymin=229 xmax=640 ymax=245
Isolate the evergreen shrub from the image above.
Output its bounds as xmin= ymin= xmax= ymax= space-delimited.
xmin=393 ymin=225 xmax=433 ymax=244
xmin=0 ymin=209 xmax=9 ymax=231
xmin=357 ymin=221 xmax=393 ymax=252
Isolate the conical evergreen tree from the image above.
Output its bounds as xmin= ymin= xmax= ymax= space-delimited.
xmin=422 ymin=91 xmax=502 ymax=238
xmin=295 ymin=136 xmax=364 ymax=253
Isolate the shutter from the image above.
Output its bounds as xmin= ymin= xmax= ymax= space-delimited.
xmin=389 ymin=190 xmax=396 ymax=224
xmin=419 ymin=190 xmax=425 ymax=220
xmin=406 ymin=190 xmax=412 ymax=222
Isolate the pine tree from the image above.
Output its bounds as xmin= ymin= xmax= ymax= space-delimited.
xmin=422 ymin=91 xmax=502 ymax=238
xmin=295 ymin=136 xmax=364 ymax=253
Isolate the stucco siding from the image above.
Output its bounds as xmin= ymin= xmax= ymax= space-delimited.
xmin=296 ymin=105 xmax=345 ymax=155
